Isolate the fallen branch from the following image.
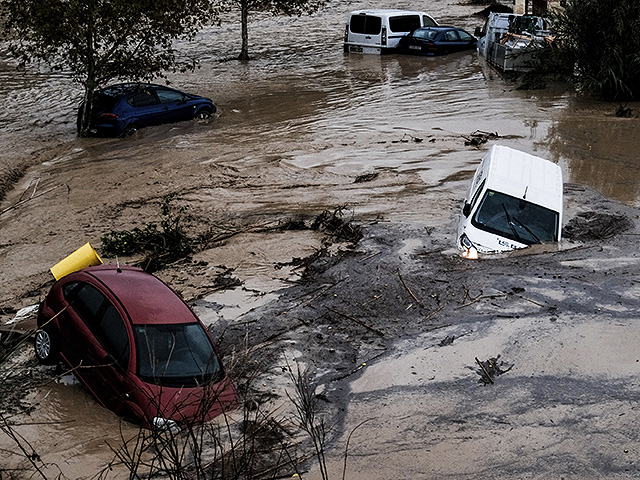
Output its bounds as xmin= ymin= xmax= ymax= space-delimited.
xmin=456 ymin=293 xmax=505 ymax=310
xmin=1 ymin=184 xmax=67 ymax=216
xmin=360 ymin=251 xmax=381 ymax=262
xmin=361 ymin=294 xmax=382 ymax=308
xmin=424 ymin=305 xmax=445 ymax=322
xmin=424 ymin=321 xmax=451 ymax=332
xmin=326 ymin=307 xmax=384 ymax=337
xmin=298 ymin=283 xmax=339 ymax=309
xmin=398 ymin=270 xmax=423 ymax=307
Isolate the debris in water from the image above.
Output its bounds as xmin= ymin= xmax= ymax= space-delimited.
xmin=563 ymin=211 xmax=633 ymax=241
xmin=311 ymin=206 xmax=363 ymax=243
xmin=392 ymin=133 xmax=423 ymax=143
xmin=354 ymin=172 xmax=379 ymax=183
xmin=462 ymin=130 xmax=499 ymax=147
xmin=6 ymin=304 xmax=39 ymax=325
xmin=475 ymin=355 xmax=513 ymax=385
xmin=439 ymin=335 xmax=455 ymax=346
xmin=615 ymin=104 xmax=634 ymax=118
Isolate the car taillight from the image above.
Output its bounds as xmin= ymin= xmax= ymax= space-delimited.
xmin=381 ymin=26 xmax=387 ymax=45
xmin=344 ymin=24 xmax=348 ymax=42
xmin=100 ymin=113 xmax=118 ymax=120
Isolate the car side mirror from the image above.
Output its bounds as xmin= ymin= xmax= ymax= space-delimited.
xmin=474 ymin=26 xmax=483 ymax=37
xmin=463 ymin=203 xmax=471 ymax=217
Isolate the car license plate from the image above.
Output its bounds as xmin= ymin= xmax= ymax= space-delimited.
xmin=409 ymin=45 xmax=422 ymax=50
xmin=350 ymin=46 xmax=363 ymax=53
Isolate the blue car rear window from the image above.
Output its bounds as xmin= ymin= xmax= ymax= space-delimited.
xmin=128 ymin=92 xmax=158 ymax=108
xmin=414 ymin=29 xmax=439 ymax=40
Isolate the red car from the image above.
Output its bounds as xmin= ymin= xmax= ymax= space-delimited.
xmin=34 ymin=264 xmax=238 ymax=430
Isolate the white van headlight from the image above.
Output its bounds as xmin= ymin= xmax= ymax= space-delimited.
xmin=460 ymin=234 xmax=478 ymax=259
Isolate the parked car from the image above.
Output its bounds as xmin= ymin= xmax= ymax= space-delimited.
xmin=78 ymin=83 xmax=216 ymax=137
xmin=457 ymin=145 xmax=563 ymax=257
xmin=397 ymin=27 xmax=477 ymax=56
xmin=34 ymin=264 xmax=238 ymax=430
xmin=344 ymin=9 xmax=439 ymax=54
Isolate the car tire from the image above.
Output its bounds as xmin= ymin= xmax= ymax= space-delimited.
xmin=195 ymin=108 xmax=212 ymax=120
xmin=121 ymin=124 xmax=139 ymax=138
xmin=34 ymin=326 xmax=58 ymax=365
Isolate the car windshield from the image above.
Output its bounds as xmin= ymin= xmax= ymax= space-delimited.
xmin=471 ymin=190 xmax=559 ymax=245
xmin=134 ymin=323 xmax=223 ymax=387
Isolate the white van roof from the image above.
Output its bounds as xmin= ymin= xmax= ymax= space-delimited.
xmin=483 ymin=145 xmax=563 ymax=213
xmin=349 ymin=9 xmax=430 ymax=16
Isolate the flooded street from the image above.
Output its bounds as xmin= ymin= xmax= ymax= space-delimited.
xmin=2 ymin=0 xmax=640 ymax=478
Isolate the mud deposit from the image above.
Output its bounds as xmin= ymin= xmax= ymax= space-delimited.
xmin=2 ymin=0 xmax=640 ymax=478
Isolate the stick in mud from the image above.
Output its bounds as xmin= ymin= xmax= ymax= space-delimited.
xmin=397 ymin=270 xmax=424 ymax=307
xmin=326 ymin=307 xmax=384 ymax=337
xmin=475 ymin=357 xmax=494 ymax=385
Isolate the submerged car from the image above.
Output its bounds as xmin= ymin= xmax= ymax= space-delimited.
xmin=457 ymin=145 xmax=563 ymax=257
xmin=78 ymin=83 xmax=216 ymax=137
xmin=344 ymin=9 xmax=439 ymax=54
xmin=34 ymin=264 xmax=238 ymax=429
xmin=397 ymin=27 xmax=476 ymax=56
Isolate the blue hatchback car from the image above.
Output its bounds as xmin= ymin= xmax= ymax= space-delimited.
xmin=397 ymin=27 xmax=477 ymax=56
xmin=79 ymin=83 xmax=216 ymax=137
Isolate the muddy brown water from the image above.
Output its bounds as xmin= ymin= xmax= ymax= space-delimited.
xmin=1 ymin=0 xmax=640 ymax=478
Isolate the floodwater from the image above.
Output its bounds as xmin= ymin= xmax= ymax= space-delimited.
xmin=1 ymin=0 xmax=640 ymax=477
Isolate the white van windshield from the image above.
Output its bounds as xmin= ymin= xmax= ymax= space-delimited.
xmin=471 ymin=190 xmax=559 ymax=245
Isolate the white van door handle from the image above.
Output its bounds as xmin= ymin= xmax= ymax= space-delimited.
xmin=365 ymin=36 xmax=371 ymax=39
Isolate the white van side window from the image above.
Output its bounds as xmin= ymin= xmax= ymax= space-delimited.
xmin=388 ymin=15 xmax=421 ymax=33
xmin=350 ymin=15 xmax=382 ymax=35
xmin=422 ymin=15 xmax=438 ymax=27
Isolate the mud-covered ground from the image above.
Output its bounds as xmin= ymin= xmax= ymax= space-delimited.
xmin=2 ymin=0 xmax=640 ymax=477
xmin=2 ymin=172 xmax=640 ymax=479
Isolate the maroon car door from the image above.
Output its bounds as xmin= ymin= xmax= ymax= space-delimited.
xmin=59 ymin=282 xmax=131 ymax=412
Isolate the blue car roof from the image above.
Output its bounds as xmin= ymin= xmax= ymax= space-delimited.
xmin=414 ymin=26 xmax=457 ymax=32
xmin=98 ymin=83 xmax=165 ymax=98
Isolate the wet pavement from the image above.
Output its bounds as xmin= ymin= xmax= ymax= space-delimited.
xmin=1 ymin=0 xmax=640 ymax=477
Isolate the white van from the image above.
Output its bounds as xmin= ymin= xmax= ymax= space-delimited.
xmin=344 ymin=9 xmax=439 ymax=54
xmin=457 ymin=145 xmax=563 ymax=257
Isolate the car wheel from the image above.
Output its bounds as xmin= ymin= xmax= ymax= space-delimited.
xmin=34 ymin=326 xmax=58 ymax=364
xmin=121 ymin=124 xmax=139 ymax=138
xmin=196 ymin=108 xmax=212 ymax=120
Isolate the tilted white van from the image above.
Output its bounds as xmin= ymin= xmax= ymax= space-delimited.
xmin=457 ymin=145 xmax=563 ymax=257
xmin=344 ymin=9 xmax=439 ymax=54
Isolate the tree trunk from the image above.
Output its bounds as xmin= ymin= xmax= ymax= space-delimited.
xmin=79 ymin=11 xmax=96 ymax=138
xmin=239 ymin=0 xmax=250 ymax=60
xmin=79 ymin=81 xmax=96 ymax=138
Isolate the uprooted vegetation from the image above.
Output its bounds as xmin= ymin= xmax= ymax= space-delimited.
xmin=101 ymin=194 xmax=193 ymax=272
xmin=102 ymin=200 xmax=364 ymax=272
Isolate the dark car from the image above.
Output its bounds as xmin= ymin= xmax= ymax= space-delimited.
xmin=34 ymin=264 xmax=238 ymax=430
xmin=397 ymin=27 xmax=477 ymax=56
xmin=78 ymin=83 xmax=216 ymax=137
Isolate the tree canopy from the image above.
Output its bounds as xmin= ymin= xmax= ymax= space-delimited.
xmin=0 ymin=0 xmax=218 ymax=136
xmin=550 ymin=0 xmax=640 ymax=100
